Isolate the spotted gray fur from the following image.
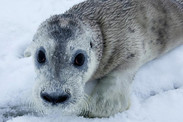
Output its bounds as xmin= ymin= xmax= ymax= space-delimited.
xmin=25 ymin=0 xmax=183 ymax=118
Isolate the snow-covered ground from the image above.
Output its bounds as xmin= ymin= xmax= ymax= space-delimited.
xmin=1 ymin=0 xmax=183 ymax=122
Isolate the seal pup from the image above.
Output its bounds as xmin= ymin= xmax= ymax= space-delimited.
xmin=24 ymin=0 xmax=183 ymax=118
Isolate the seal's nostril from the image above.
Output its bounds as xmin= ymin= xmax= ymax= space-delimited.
xmin=56 ymin=95 xmax=69 ymax=103
xmin=40 ymin=92 xmax=70 ymax=105
xmin=41 ymin=93 xmax=53 ymax=103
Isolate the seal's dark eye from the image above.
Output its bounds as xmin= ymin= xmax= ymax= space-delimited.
xmin=37 ymin=50 xmax=46 ymax=63
xmin=74 ymin=53 xmax=85 ymax=66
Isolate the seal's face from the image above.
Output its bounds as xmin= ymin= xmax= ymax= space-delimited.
xmin=25 ymin=15 xmax=101 ymax=115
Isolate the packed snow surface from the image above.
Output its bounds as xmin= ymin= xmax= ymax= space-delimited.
xmin=1 ymin=0 xmax=183 ymax=122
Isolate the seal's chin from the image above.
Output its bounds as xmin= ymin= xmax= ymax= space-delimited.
xmin=33 ymin=95 xmax=83 ymax=116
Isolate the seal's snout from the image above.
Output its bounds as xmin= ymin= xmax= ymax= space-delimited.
xmin=40 ymin=91 xmax=70 ymax=105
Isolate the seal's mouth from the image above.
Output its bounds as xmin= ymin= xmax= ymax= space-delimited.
xmin=34 ymin=79 xmax=86 ymax=115
xmin=36 ymin=90 xmax=82 ymax=116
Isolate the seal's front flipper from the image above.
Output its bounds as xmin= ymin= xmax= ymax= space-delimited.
xmin=0 ymin=105 xmax=36 ymax=122
xmin=85 ymin=69 xmax=135 ymax=118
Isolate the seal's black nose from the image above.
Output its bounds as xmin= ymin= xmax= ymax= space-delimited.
xmin=41 ymin=92 xmax=70 ymax=105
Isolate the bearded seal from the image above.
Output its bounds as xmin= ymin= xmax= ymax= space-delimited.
xmin=24 ymin=0 xmax=183 ymax=118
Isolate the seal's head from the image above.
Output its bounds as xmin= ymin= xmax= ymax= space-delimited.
xmin=24 ymin=14 xmax=103 ymax=115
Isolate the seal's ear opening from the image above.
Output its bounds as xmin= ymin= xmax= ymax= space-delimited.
xmin=24 ymin=43 xmax=34 ymax=57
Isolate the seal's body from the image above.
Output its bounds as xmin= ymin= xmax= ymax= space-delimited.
xmin=25 ymin=0 xmax=183 ymax=117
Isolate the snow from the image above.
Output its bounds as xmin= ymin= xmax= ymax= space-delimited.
xmin=0 ymin=0 xmax=183 ymax=122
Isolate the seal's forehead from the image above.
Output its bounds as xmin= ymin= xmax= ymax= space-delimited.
xmin=39 ymin=14 xmax=80 ymax=43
